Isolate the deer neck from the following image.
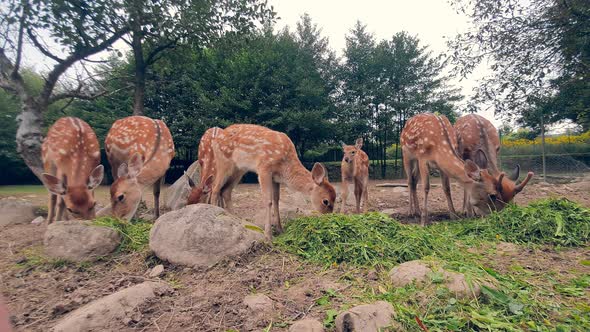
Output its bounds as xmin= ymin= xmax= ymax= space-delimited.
xmin=436 ymin=153 xmax=473 ymax=184
xmin=281 ymin=160 xmax=315 ymax=194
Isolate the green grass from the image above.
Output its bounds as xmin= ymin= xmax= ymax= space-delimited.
xmin=0 ymin=185 xmax=47 ymax=195
xmin=275 ymin=198 xmax=590 ymax=331
xmin=93 ymin=216 xmax=152 ymax=252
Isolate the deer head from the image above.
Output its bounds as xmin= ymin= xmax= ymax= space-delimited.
xmin=342 ymin=138 xmax=363 ymax=164
xmin=42 ymin=165 xmax=104 ymax=220
xmin=187 ymin=167 xmax=214 ymax=205
xmin=110 ymin=153 xmax=143 ymax=220
xmin=310 ymin=163 xmax=336 ymax=213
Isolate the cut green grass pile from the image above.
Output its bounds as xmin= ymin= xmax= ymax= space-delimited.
xmin=93 ymin=216 xmax=152 ymax=252
xmin=275 ymin=198 xmax=590 ymax=331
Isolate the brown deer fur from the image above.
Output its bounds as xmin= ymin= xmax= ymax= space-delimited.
xmin=41 ymin=117 xmax=104 ymax=222
xmin=186 ymin=127 xmax=225 ymax=206
xmin=340 ymin=138 xmax=369 ymax=213
xmin=210 ymin=124 xmax=336 ymax=240
xmin=455 ymin=114 xmax=533 ymax=213
xmin=401 ymin=113 xmax=504 ymax=225
xmin=105 ymin=116 xmax=175 ymax=220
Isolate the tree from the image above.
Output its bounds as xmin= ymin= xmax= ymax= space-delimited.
xmin=448 ymin=0 xmax=589 ymax=129
xmin=0 ymin=0 xmax=128 ymax=179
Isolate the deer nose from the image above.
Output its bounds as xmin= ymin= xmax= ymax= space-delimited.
xmin=344 ymin=157 xmax=349 ymax=163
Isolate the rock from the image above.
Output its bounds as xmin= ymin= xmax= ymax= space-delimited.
xmin=392 ymin=187 xmax=408 ymax=193
xmin=165 ymin=160 xmax=201 ymax=211
xmin=290 ymin=318 xmax=324 ymax=332
xmin=249 ymin=204 xmax=308 ymax=227
xmin=148 ymin=265 xmax=164 ymax=278
xmin=51 ymin=281 xmax=172 ymax=332
xmin=138 ymin=213 xmax=155 ymax=222
xmin=443 ymin=271 xmax=482 ymax=299
xmin=44 ymin=220 xmax=121 ymax=262
xmin=388 ymin=261 xmax=432 ymax=287
xmin=335 ymin=301 xmax=396 ymax=332
xmin=243 ymin=294 xmax=273 ymax=314
xmin=149 ymin=204 xmax=264 ymax=267
xmin=0 ymin=198 xmax=37 ymax=226
xmin=31 ymin=216 xmax=45 ymax=225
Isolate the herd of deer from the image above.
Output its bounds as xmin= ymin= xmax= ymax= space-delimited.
xmin=40 ymin=113 xmax=533 ymax=240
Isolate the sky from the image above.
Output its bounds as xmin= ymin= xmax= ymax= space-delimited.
xmin=269 ymin=0 xmax=498 ymax=125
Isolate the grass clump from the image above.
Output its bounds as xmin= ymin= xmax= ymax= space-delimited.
xmin=93 ymin=216 xmax=152 ymax=252
xmin=275 ymin=212 xmax=453 ymax=267
xmin=452 ymin=198 xmax=590 ymax=246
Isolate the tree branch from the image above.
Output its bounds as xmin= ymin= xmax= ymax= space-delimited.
xmin=144 ymin=37 xmax=179 ymax=66
xmin=0 ymin=48 xmax=26 ymax=98
xmin=26 ymin=28 xmax=65 ymax=63
xmin=12 ymin=0 xmax=27 ymax=76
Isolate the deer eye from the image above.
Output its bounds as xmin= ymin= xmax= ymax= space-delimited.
xmin=322 ymin=199 xmax=329 ymax=206
xmin=351 ymin=151 xmax=356 ymax=155
xmin=66 ymin=207 xmax=78 ymax=214
xmin=117 ymin=194 xmax=125 ymax=202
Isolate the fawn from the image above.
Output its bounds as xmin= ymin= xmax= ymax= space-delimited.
xmin=41 ymin=117 xmax=104 ymax=222
xmin=105 ymin=116 xmax=175 ymax=220
xmin=340 ymin=138 xmax=369 ymax=213
xmin=210 ymin=124 xmax=336 ymax=240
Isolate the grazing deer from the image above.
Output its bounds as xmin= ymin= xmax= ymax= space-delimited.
xmin=187 ymin=127 xmax=222 ymax=206
xmin=105 ymin=116 xmax=175 ymax=220
xmin=340 ymin=138 xmax=369 ymax=213
xmin=210 ymin=124 xmax=336 ymax=240
xmin=41 ymin=117 xmax=104 ymax=223
xmin=455 ymin=114 xmax=533 ymax=213
xmin=401 ymin=113 xmax=505 ymax=226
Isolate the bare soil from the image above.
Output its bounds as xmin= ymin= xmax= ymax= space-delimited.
xmin=1 ymin=175 xmax=589 ymax=331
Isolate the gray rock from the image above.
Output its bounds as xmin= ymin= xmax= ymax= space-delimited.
xmin=44 ymin=220 xmax=121 ymax=262
xmin=290 ymin=318 xmax=324 ymax=332
xmin=165 ymin=160 xmax=201 ymax=211
xmin=0 ymin=198 xmax=37 ymax=226
xmin=148 ymin=265 xmax=164 ymax=278
xmin=443 ymin=270 xmax=482 ymax=299
xmin=388 ymin=261 xmax=432 ymax=287
xmin=149 ymin=204 xmax=264 ymax=267
xmin=243 ymin=294 xmax=273 ymax=314
xmin=335 ymin=301 xmax=396 ymax=332
xmin=51 ymin=281 xmax=172 ymax=332
xmin=31 ymin=216 xmax=45 ymax=225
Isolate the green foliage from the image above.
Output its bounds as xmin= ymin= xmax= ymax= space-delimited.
xmin=93 ymin=217 xmax=152 ymax=252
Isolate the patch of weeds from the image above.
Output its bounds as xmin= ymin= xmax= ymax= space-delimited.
xmin=316 ymin=288 xmax=340 ymax=307
xmin=323 ymin=309 xmax=338 ymax=328
xmin=555 ymin=275 xmax=590 ymax=297
xmin=16 ymin=246 xmax=80 ymax=270
xmin=93 ymin=216 xmax=152 ymax=252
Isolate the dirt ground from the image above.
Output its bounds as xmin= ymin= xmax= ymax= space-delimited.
xmin=1 ymin=175 xmax=589 ymax=331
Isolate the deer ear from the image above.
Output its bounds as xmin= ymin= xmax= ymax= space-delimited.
xmin=127 ymin=153 xmax=143 ymax=178
xmin=496 ymin=172 xmax=505 ymax=192
xmin=464 ymin=160 xmax=481 ymax=181
xmin=339 ymin=140 xmax=346 ymax=148
xmin=508 ymin=164 xmax=520 ymax=181
xmin=117 ymin=163 xmax=128 ymax=179
xmin=185 ymin=171 xmax=196 ymax=188
xmin=473 ymin=149 xmax=488 ymax=169
xmin=203 ymin=175 xmax=214 ymax=193
xmin=42 ymin=173 xmax=66 ymax=195
xmin=355 ymin=138 xmax=363 ymax=149
xmin=311 ymin=163 xmax=327 ymax=185
xmin=87 ymin=165 xmax=104 ymax=190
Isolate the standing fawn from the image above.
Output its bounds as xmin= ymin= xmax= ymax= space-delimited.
xmin=105 ymin=116 xmax=175 ymax=220
xmin=186 ymin=127 xmax=222 ymax=206
xmin=210 ymin=124 xmax=336 ymax=240
xmin=455 ymin=114 xmax=533 ymax=213
xmin=401 ymin=113 xmax=504 ymax=226
xmin=41 ymin=117 xmax=104 ymax=222
xmin=340 ymin=138 xmax=369 ymax=213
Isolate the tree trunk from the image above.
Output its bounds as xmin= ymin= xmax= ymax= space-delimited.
xmin=132 ymin=30 xmax=146 ymax=116
xmin=541 ymin=114 xmax=547 ymax=182
xmin=16 ymin=101 xmax=45 ymax=179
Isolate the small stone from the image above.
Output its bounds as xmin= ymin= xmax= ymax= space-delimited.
xmin=290 ymin=318 xmax=324 ymax=332
xmin=148 ymin=265 xmax=164 ymax=278
xmin=243 ymin=294 xmax=273 ymax=315
xmin=388 ymin=261 xmax=432 ymax=287
xmin=367 ymin=270 xmax=379 ymax=281
xmin=335 ymin=301 xmax=397 ymax=332
xmin=31 ymin=216 xmax=45 ymax=225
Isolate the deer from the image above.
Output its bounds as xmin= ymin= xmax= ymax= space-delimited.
xmin=401 ymin=113 xmax=507 ymax=226
xmin=41 ymin=117 xmax=104 ymax=223
xmin=209 ymin=124 xmax=336 ymax=240
xmin=340 ymin=138 xmax=369 ymax=213
xmin=455 ymin=114 xmax=534 ymax=214
xmin=105 ymin=116 xmax=175 ymax=220
xmin=186 ymin=127 xmax=224 ymax=206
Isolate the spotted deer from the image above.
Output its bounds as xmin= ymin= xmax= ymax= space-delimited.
xmin=186 ymin=127 xmax=222 ymax=206
xmin=340 ymin=138 xmax=369 ymax=213
xmin=455 ymin=114 xmax=533 ymax=213
xmin=401 ymin=113 xmax=505 ymax=226
xmin=210 ymin=124 xmax=336 ymax=240
xmin=41 ymin=117 xmax=104 ymax=223
xmin=105 ymin=116 xmax=175 ymax=220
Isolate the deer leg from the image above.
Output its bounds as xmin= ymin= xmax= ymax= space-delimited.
xmin=56 ymin=196 xmax=66 ymax=221
xmin=47 ymin=193 xmax=57 ymax=224
xmin=153 ymin=176 xmax=163 ymax=219
xmin=404 ymin=157 xmax=420 ymax=216
xmin=221 ymin=170 xmax=246 ymax=212
xmin=362 ymin=179 xmax=369 ymax=213
xmin=418 ymin=160 xmax=430 ymax=226
xmin=339 ymin=180 xmax=350 ymax=213
xmin=354 ymin=179 xmax=362 ymax=214
xmin=258 ymin=171 xmax=274 ymax=241
xmin=272 ymin=181 xmax=282 ymax=233
xmin=441 ymin=173 xmax=457 ymax=219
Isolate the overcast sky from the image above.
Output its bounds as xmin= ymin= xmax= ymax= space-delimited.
xmin=269 ymin=0 xmax=499 ymax=125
